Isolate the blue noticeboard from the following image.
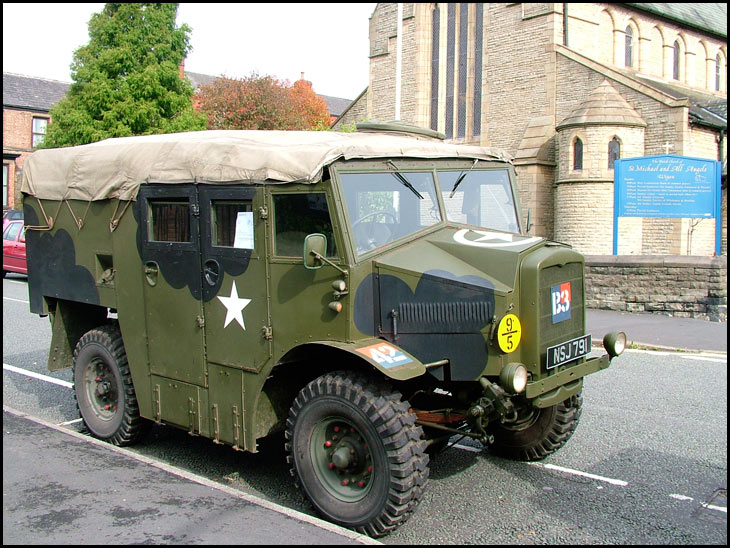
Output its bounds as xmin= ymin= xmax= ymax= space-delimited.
xmin=613 ymin=155 xmax=722 ymax=255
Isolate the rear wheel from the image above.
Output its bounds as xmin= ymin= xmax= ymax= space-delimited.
xmin=285 ymin=371 xmax=429 ymax=537
xmin=73 ymin=324 xmax=147 ymax=446
xmin=489 ymin=392 xmax=583 ymax=461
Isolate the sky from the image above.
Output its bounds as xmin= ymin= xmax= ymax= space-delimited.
xmin=2 ymin=3 xmax=376 ymax=100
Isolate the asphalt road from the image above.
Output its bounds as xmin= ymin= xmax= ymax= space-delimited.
xmin=3 ymin=274 xmax=727 ymax=544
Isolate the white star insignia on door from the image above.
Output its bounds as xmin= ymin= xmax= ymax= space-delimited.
xmin=217 ymin=281 xmax=252 ymax=330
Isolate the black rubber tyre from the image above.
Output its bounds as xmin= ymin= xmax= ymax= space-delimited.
xmin=285 ymin=371 xmax=429 ymax=538
xmin=489 ymin=392 xmax=583 ymax=461
xmin=73 ymin=323 xmax=147 ymax=446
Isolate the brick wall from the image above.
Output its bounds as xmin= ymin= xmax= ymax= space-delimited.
xmin=3 ymin=108 xmax=41 ymax=209
xmin=585 ymin=255 xmax=727 ymax=321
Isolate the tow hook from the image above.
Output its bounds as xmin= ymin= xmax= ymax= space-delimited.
xmin=467 ymin=377 xmax=518 ymax=442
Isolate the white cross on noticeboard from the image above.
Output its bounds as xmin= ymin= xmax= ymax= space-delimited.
xmin=663 ymin=142 xmax=674 ymax=154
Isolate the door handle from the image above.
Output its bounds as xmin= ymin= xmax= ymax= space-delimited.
xmin=204 ymin=259 xmax=220 ymax=287
xmin=144 ymin=261 xmax=159 ymax=286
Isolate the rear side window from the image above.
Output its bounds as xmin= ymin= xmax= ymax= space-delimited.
xmin=210 ymin=200 xmax=254 ymax=249
xmin=148 ymin=199 xmax=191 ymax=243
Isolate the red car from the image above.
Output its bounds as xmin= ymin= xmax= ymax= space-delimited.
xmin=3 ymin=220 xmax=27 ymax=276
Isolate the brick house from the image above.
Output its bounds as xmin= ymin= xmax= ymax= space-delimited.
xmin=3 ymin=73 xmax=70 ymax=211
xmin=334 ymin=3 xmax=727 ymax=257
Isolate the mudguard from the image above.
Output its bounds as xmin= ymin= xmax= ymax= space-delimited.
xmin=309 ymin=338 xmax=427 ymax=381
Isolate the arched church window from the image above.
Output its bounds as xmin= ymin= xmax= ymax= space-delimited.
xmin=673 ymin=41 xmax=681 ymax=80
xmin=625 ymin=26 xmax=633 ymax=68
xmin=573 ymin=137 xmax=583 ymax=170
xmin=608 ymin=137 xmax=621 ymax=168
xmin=716 ymin=54 xmax=722 ymax=92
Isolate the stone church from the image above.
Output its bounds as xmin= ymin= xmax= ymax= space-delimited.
xmin=335 ymin=3 xmax=727 ymax=257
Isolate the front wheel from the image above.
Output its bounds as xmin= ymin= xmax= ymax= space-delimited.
xmin=73 ymin=323 xmax=147 ymax=446
xmin=489 ymin=392 xmax=583 ymax=461
xmin=285 ymin=371 xmax=429 ymax=538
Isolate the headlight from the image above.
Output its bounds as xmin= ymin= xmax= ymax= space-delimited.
xmin=499 ymin=363 xmax=528 ymax=394
xmin=603 ymin=331 xmax=627 ymax=358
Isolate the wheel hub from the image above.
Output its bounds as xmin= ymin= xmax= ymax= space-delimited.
xmin=312 ymin=419 xmax=374 ymax=501
xmin=84 ymin=360 xmax=118 ymax=419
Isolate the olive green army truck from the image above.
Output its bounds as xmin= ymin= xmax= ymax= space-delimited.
xmin=22 ymin=124 xmax=625 ymax=537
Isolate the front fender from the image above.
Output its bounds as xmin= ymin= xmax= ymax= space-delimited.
xmin=302 ymin=338 xmax=427 ymax=381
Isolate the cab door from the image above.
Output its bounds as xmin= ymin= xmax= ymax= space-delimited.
xmin=199 ymin=186 xmax=271 ymax=373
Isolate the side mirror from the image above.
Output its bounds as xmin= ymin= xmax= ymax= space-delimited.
xmin=304 ymin=233 xmax=327 ymax=270
xmin=526 ymin=208 xmax=533 ymax=235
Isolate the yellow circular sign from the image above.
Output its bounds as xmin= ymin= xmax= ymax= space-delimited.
xmin=497 ymin=314 xmax=522 ymax=353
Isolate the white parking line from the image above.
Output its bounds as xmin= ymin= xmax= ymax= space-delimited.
xmin=624 ymin=349 xmax=727 ymax=363
xmin=3 ymin=363 xmax=73 ymax=389
xmin=670 ymin=494 xmax=727 ymax=514
xmin=528 ymin=462 xmax=629 ymax=486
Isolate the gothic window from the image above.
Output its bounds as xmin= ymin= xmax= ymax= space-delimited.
xmin=457 ymin=3 xmax=468 ymax=139
xmin=716 ymin=54 xmax=722 ymax=92
xmin=673 ymin=41 xmax=681 ymax=80
xmin=608 ymin=137 xmax=621 ymax=169
xmin=625 ymin=26 xmax=633 ymax=68
xmin=445 ymin=3 xmax=456 ymax=139
xmin=430 ymin=6 xmax=440 ymax=131
xmin=573 ymin=138 xmax=583 ymax=171
xmin=473 ymin=3 xmax=483 ymax=137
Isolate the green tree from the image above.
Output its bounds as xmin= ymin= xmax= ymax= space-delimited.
xmin=196 ymin=73 xmax=331 ymax=131
xmin=42 ymin=3 xmax=205 ymax=148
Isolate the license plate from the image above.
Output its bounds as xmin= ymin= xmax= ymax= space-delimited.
xmin=546 ymin=334 xmax=592 ymax=369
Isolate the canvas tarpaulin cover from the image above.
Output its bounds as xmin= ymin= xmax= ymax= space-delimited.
xmin=21 ymin=129 xmax=509 ymax=202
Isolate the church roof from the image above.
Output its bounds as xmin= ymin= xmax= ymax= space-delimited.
xmin=625 ymin=3 xmax=726 ymax=39
xmin=557 ymin=80 xmax=647 ymax=130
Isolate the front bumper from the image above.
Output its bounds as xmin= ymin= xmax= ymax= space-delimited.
xmin=525 ymin=353 xmax=611 ymax=408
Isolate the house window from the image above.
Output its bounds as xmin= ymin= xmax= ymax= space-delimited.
xmin=608 ymin=137 xmax=621 ymax=169
xmin=573 ymin=138 xmax=583 ymax=170
xmin=625 ymin=26 xmax=633 ymax=68
xmin=32 ymin=117 xmax=48 ymax=147
xmin=3 ymin=164 xmax=8 ymax=207
xmin=672 ymin=41 xmax=681 ymax=80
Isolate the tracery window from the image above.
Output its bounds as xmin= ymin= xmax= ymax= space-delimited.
xmin=608 ymin=137 xmax=621 ymax=169
xmin=573 ymin=138 xmax=583 ymax=171
xmin=625 ymin=26 xmax=633 ymax=68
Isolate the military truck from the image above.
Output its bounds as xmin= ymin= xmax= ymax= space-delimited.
xmin=22 ymin=123 xmax=625 ymax=537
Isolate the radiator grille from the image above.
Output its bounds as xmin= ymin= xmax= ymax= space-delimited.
xmin=539 ymin=263 xmax=585 ymax=362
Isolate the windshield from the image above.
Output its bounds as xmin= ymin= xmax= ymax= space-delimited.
xmin=439 ymin=169 xmax=519 ymax=233
xmin=340 ymin=171 xmax=441 ymax=255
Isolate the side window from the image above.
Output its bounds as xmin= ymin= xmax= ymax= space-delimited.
xmin=4 ymin=222 xmax=21 ymax=241
xmin=210 ymin=200 xmax=254 ymax=249
xmin=273 ymin=193 xmax=338 ymax=258
xmin=148 ymin=199 xmax=191 ymax=243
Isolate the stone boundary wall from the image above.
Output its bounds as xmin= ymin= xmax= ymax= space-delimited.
xmin=584 ymin=255 xmax=727 ymax=322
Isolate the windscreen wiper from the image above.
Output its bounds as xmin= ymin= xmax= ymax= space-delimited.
xmin=449 ymin=158 xmax=479 ymax=198
xmin=386 ymin=160 xmax=423 ymax=199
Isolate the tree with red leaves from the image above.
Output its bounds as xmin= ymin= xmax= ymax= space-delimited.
xmin=196 ymin=73 xmax=330 ymax=131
